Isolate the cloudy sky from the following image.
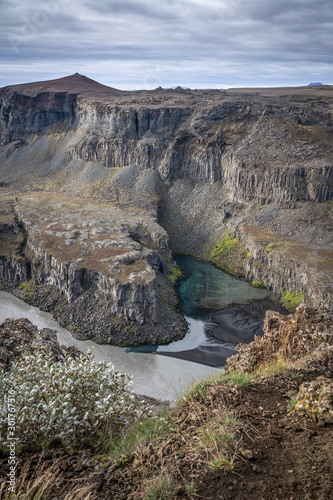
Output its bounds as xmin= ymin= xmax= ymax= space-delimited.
xmin=0 ymin=0 xmax=332 ymax=89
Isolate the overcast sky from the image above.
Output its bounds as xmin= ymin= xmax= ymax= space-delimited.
xmin=0 ymin=0 xmax=332 ymax=89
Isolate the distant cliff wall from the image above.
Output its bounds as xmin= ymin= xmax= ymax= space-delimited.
xmin=68 ymin=100 xmax=333 ymax=204
xmin=0 ymin=88 xmax=77 ymax=144
xmin=1 ymin=90 xmax=332 ymax=204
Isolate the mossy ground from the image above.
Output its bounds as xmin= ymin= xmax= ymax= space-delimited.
xmin=167 ymin=263 xmax=182 ymax=284
xmin=208 ymin=232 xmax=250 ymax=278
xmin=18 ymin=280 xmax=36 ymax=296
xmin=281 ymin=290 xmax=303 ymax=312
xmin=251 ymin=280 xmax=265 ymax=288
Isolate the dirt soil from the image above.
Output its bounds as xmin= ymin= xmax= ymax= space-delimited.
xmin=1 ymin=349 xmax=332 ymax=499
xmin=194 ymin=357 xmax=333 ymax=500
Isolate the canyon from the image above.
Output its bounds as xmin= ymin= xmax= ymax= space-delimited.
xmin=0 ymin=73 xmax=332 ymax=345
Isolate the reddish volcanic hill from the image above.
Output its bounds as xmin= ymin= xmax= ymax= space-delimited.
xmin=1 ymin=73 xmax=124 ymax=98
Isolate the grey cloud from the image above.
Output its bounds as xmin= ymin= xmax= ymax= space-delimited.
xmin=0 ymin=0 xmax=332 ymax=89
xmin=83 ymin=0 xmax=180 ymax=20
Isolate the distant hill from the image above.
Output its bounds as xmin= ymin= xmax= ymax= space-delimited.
xmin=308 ymin=82 xmax=324 ymax=86
xmin=1 ymin=73 xmax=123 ymax=97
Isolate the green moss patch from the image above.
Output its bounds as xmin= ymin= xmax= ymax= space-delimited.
xmin=209 ymin=233 xmax=250 ymax=278
xmin=18 ymin=280 xmax=36 ymax=296
xmin=281 ymin=290 xmax=303 ymax=312
xmin=265 ymin=241 xmax=285 ymax=253
xmin=167 ymin=263 xmax=183 ymax=284
xmin=211 ymin=234 xmax=239 ymax=255
xmin=251 ymin=280 xmax=265 ymax=288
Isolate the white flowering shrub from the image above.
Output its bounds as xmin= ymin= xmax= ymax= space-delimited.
xmin=0 ymin=335 xmax=149 ymax=450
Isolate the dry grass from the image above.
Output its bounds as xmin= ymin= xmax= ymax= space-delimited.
xmin=286 ymin=244 xmax=333 ymax=273
xmin=0 ymin=456 xmax=102 ymax=500
xmin=195 ymin=410 xmax=243 ymax=472
xmin=0 ymin=458 xmax=62 ymax=500
xmin=141 ymin=471 xmax=177 ymax=500
xmin=173 ymin=382 xmax=245 ymax=478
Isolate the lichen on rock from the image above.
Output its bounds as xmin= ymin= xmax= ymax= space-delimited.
xmin=295 ymin=376 xmax=333 ymax=426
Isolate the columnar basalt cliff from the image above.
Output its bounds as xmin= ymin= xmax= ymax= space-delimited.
xmin=0 ymin=74 xmax=332 ymax=344
xmin=0 ymin=193 xmax=186 ymax=345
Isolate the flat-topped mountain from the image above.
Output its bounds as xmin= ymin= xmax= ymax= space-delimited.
xmin=0 ymin=75 xmax=332 ymax=345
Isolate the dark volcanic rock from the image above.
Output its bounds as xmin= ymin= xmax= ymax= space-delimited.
xmin=0 ymin=317 xmax=82 ymax=371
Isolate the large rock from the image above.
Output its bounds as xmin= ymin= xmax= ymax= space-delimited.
xmin=295 ymin=376 xmax=333 ymax=426
xmin=0 ymin=318 xmax=82 ymax=371
xmin=225 ymin=305 xmax=333 ymax=373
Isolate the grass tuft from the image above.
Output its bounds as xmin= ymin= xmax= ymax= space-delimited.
xmin=251 ymin=280 xmax=265 ymax=288
xmin=181 ymin=380 xmax=209 ymax=404
xmin=225 ymin=371 xmax=255 ymax=387
xmin=208 ymin=454 xmax=235 ymax=472
xmin=281 ymin=290 xmax=303 ymax=312
xmin=287 ymin=394 xmax=298 ymax=412
xmin=253 ymin=358 xmax=298 ymax=378
xmin=108 ymin=413 xmax=172 ymax=460
xmin=185 ymin=481 xmax=197 ymax=495
xmin=143 ymin=472 xmax=177 ymax=500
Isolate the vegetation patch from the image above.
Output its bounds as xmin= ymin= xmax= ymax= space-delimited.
xmin=167 ymin=263 xmax=183 ymax=284
xmin=0 ymin=335 xmax=150 ymax=452
xmin=294 ymin=377 xmax=333 ymax=425
xmin=225 ymin=371 xmax=255 ymax=387
xmin=109 ymin=413 xmax=172 ymax=461
xmin=281 ymin=290 xmax=303 ymax=312
xmin=209 ymin=232 xmax=250 ymax=278
xmin=265 ymin=241 xmax=285 ymax=253
xmin=142 ymin=472 xmax=177 ymax=500
xmin=211 ymin=233 xmax=240 ymax=255
xmin=18 ymin=280 xmax=36 ymax=296
xmin=251 ymin=280 xmax=265 ymax=288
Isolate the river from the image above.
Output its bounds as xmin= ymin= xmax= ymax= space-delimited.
xmin=130 ymin=256 xmax=280 ymax=366
xmin=0 ymin=256 xmax=280 ymax=402
xmin=0 ymin=291 xmax=221 ymax=402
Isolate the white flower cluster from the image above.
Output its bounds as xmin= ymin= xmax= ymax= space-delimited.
xmin=0 ymin=335 xmax=149 ymax=450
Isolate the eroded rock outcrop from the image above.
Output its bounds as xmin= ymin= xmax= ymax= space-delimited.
xmin=0 ymin=318 xmax=83 ymax=371
xmin=0 ymin=193 xmax=186 ymax=345
xmin=225 ymin=305 xmax=333 ymax=373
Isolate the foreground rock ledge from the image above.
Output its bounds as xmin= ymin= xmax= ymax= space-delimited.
xmin=226 ymin=304 xmax=333 ymax=373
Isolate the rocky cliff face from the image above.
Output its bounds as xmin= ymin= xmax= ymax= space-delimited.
xmin=66 ymin=98 xmax=333 ymax=204
xmin=0 ymin=193 xmax=186 ymax=345
xmin=1 ymin=78 xmax=332 ymax=205
xmin=0 ymin=87 xmax=77 ymax=144
xmin=0 ymin=75 xmax=332 ymax=343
